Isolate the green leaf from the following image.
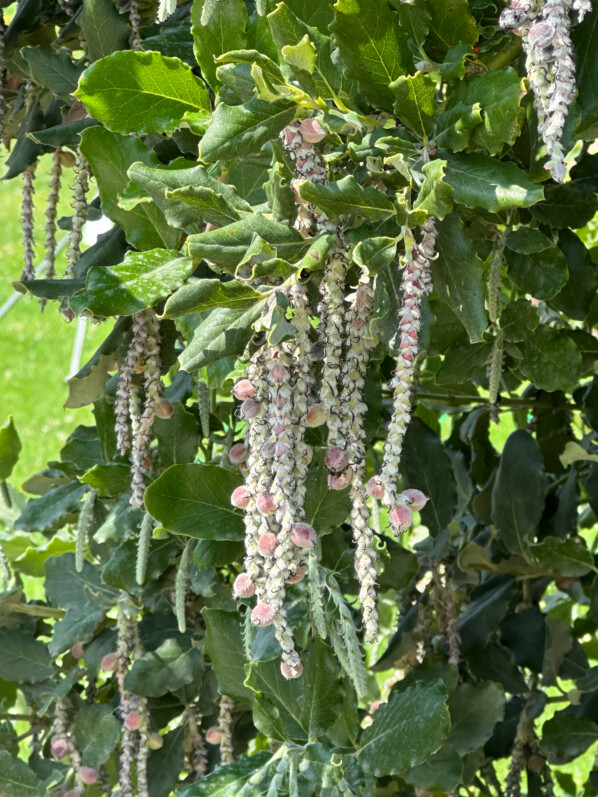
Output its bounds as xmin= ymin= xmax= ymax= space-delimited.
xmin=78 ymin=0 xmax=130 ymax=62
xmin=191 ymin=0 xmax=248 ymax=90
xmin=203 ymin=609 xmax=254 ymax=701
xmin=390 ymin=72 xmax=436 ymax=138
xmin=358 ymin=680 xmax=450 ymax=776
xmin=353 ymin=237 xmax=398 ymax=274
xmin=80 ymin=127 xmax=180 ymax=250
xmin=179 ymin=303 xmax=265 ymax=371
xmin=438 ymin=43 xmax=473 ymax=82
xmin=199 ymin=98 xmax=296 ymax=163
xmin=435 ymin=341 xmax=492 ymax=385
xmin=245 ymin=657 xmax=306 ymax=741
xmin=45 ymin=553 xmax=118 ymax=611
xmin=573 ymin=5 xmax=598 ymax=139
xmin=127 ymin=159 xmax=251 ymax=230
xmin=154 ymin=404 xmax=201 ymax=467
xmin=70 ymin=249 xmax=193 ymax=317
xmin=0 ymin=628 xmax=55 ymax=683
xmin=77 ymin=50 xmax=211 ymax=135
xmin=0 ymin=417 xmax=21 ymax=480
xmin=435 ymin=101 xmax=483 ymax=152
xmin=144 ymin=464 xmax=244 ymax=540
xmin=403 ymin=744 xmax=462 ymax=793
xmin=447 ymin=682 xmax=505 ymax=755
xmin=402 ymin=420 xmax=457 ymax=535
xmin=499 ymin=299 xmax=540 ymax=343
xmin=541 ymin=714 xmax=598 ymax=764
xmin=14 ymin=482 xmax=88 ymax=532
xmin=21 ymin=45 xmax=83 ymax=100
xmin=504 ymin=227 xmax=552 ymax=254
xmin=432 ymin=213 xmax=487 ymax=342
xmin=303 ymin=452 xmax=352 ymax=532
xmin=268 ymin=2 xmax=346 ymax=101
xmin=552 ymin=229 xmax=598 ymax=320
xmin=491 ymin=430 xmax=545 ymax=559
xmin=425 ymin=0 xmax=478 ymax=51
xmin=124 ymin=637 xmax=203 ymax=697
xmin=298 ymin=175 xmax=396 ymax=221
xmin=0 ymin=751 xmax=40 ymax=796
xmin=396 ymin=0 xmax=430 ymax=54
xmin=506 ymin=245 xmax=568 ymax=300
xmin=444 ymin=68 xmax=525 ymax=155
xmin=442 ymin=152 xmax=544 ymax=212
xmin=80 ymin=464 xmax=131 ymax=496
xmin=331 ymin=0 xmax=411 ymax=112
xmin=414 ymin=159 xmax=454 ymax=220
xmin=518 ymin=325 xmax=582 ymax=392
xmin=193 ymin=539 xmax=244 ymax=569
xmin=164 ymin=279 xmax=264 ymax=318
xmin=73 ymin=704 xmax=121 ymax=768
xmin=301 ymin=640 xmax=344 ymax=738
xmin=177 ymin=752 xmax=271 ymax=797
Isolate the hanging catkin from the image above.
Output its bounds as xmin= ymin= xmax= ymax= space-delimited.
xmin=20 ymin=83 xmax=37 ymax=282
xmin=129 ymin=0 xmax=142 ymax=50
xmin=44 ymin=150 xmax=62 ymax=281
xmin=65 ymin=149 xmax=89 ymax=278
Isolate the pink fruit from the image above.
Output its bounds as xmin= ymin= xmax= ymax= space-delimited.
xmin=305 ymin=404 xmax=327 ymax=427
xmin=328 ymin=468 xmax=353 ymax=491
xmin=281 ymin=660 xmax=303 ymax=679
xmin=256 ymin=492 xmax=276 ymax=515
xmin=232 ymin=379 xmax=256 ymax=400
xmin=240 ymin=398 xmax=261 ymax=419
xmin=300 ymin=118 xmax=326 ymax=143
xmin=230 ymin=485 xmax=251 ymax=509
xmin=286 ymin=565 xmax=306 ymax=584
xmin=229 ymin=443 xmax=248 ymax=464
xmin=70 ymin=642 xmax=84 ymax=659
xmin=51 ymin=736 xmax=70 ymax=759
xmin=100 ymin=652 xmax=118 ymax=672
xmin=251 ymin=603 xmax=276 ymax=627
xmin=290 ymin=523 xmax=316 ymax=548
xmin=206 ymin=726 xmax=223 ymax=745
xmin=79 ymin=767 xmax=98 ymax=785
xmin=155 ymin=398 xmax=174 ymax=419
xmin=125 ymin=711 xmax=141 ymax=731
xmin=369 ymin=700 xmax=383 ymax=714
xmin=389 ymin=504 xmax=414 ymax=533
xmin=325 ymin=447 xmax=349 ymax=473
xmin=401 ymin=488 xmax=429 ymax=512
xmin=366 ymin=476 xmax=385 ymax=500
xmin=233 ymin=573 xmax=256 ymax=598
xmin=258 ymin=532 xmax=278 ymax=557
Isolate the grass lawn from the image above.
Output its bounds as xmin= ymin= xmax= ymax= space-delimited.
xmin=0 ymin=151 xmax=108 ymax=489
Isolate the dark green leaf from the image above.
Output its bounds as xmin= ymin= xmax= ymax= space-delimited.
xmin=447 ymin=682 xmax=505 ymax=754
xmin=73 ymin=704 xmax=121 ymax=768
xmin=78 ymin=0 xmax=130 ymax=62
xmin=22 ymin=45 xmax=83 ymax=100
xmin=154 ymin=404 xmax=200 ymax=467
xmin=14 ymin=482 xmax=88 ymax=532
xmin=0 ymin=628 xmax=55 ymax=683
xmin=425 ymin=0 xmax=478 ymax=51
xmin=0 ymin=751 xmax=40 ymax=796
xmin=191 ymin=0 xmax=248 ymax=90
xmin=573 ymin=5 xmax=598 ymax=139
xmin=500 ymin=299 xmax=540 ymax=343
xmin=518 ymin=325 xmax=582 ymax=392
xmin=177 ymin=752 xmax=271 ymax=796
xmin=541 ymin=714 xmax=598 ymax=764
xmin=148 ymin=727 xmax=186 ymax=797
xmin=0 ymin=417 xmax=21 ymax=481
xmin=124 ymin=638 xmax=203 ymax=697
xmin=179 ymin=303 xmax=264 ymax=371
xmin=298 ymin=175 xmax=397 ymax=221
xmin=303 ymin=452 xmax=352 ymax=532
xmin=301 ymin=640 xmax=344 ymax=738
xmin=144 ymin=464 xmax=244 ymax=540
xmin=202 ymin=609 xmax=253 ymax=702
xmin=245 ymin=657 xmax=306 ymax=741
xmin=491 ymin=430 xmax=545 ymax=558
xmin=358 ymin=680 xmax=450 ymax=776
xmin=506 ymin=245 xmax=568 ymax=300
xmin=391 ymin=72 xmax=436 ymax=138
xmin=403 ymin=744 xmax=462 ymax=793
xmin=531 ymin=538 xmax=594 ymax=577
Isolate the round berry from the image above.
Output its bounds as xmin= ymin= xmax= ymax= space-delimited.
xmin=148 ymin=732 xmax=164 ymax=750
xmin=286 ymin=565 xmax=306 ymax=584
xmin=369 ymin=700 xmax=383 ymax=714
xmin=389 ymin=504 xmax=414 ymax=533
xmin=305 ymin=404 xmax=327 ymax=428
xmin=251 ymin=603 xmax=276 ymax=627
xmin=70 ymin=642 xmax=84 ymax=659
xmin=366 ymin=476 xmax=385 ymax=500
xmin=325 ymin=446 xmax=349 ymax=473
xmin=229 ymin=443 xmax=248 ymax=464
xmin=232 ymin=379 xmax=256 ymax=400
xmin=100 ymin=652 xmax=118 ymax=672
xmin=233 ymin=573 xmax=255 ymax=598
xmin=256 ymin=492 xmax=276 ymax=515
xmin=230 ymin=485 xmax=251 ymax=509
xmin=51 ymin=736 xmax=70 ymax=759
xmin=155 ymin=398 xmax=174 ymax=419
xmin=300 ymin=118 xmax=326 ymax=143
xmin=80 ymin=767 xmax=99 ymax=785
xmin=125 ymin=711 xmax=142 ymax=731
xmin=328 ymin=468 xmax=353 ymax=491
xmin=240 ymin=398 xmax=261 ymax=419
xmin=258 ymin=532 xmax=278 ymax=557
xmin=205 ymin=726 xmax=223 ymax=745
xmin=401 ymin=488 xmax=429 ymax=512
xmin=281 ymin=660 xmax=303 ymax=679
xmin=291 ymin=522 xmax=316 ymax=548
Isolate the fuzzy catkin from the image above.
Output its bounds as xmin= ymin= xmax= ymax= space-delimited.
xmin=488 ymin=331 xmax=505 ymax=408
xmin=75 ymin=488 xmax=97 ymax=572
xmin=377 ymin=219 xmax=437 ymax=513
xmin=136 ymin=512 xmax=154 ymax=585
xmin=44 ymin=150 xmax=62 ymax=282
xmin=129 ymin=0 xmax=142 ymax=49
xmin=115 ymin=315 xmax=150 ymax=455
xmin=431 ymin=564 xmax=461 ymax=669
xmin=117 ymin=595 xmax=138 ymax=797
xmin=218 ymin=696 xmax=234 ymax=765
xmin=175 ymin=539 xmax=193 ymax=633
xmin=65 ymin=149 xmax=89 ymax=278
xmin=20 ymin=166 xmax=36 ymax=282
xmin=197 ymin=377 xmax=211 ymax=440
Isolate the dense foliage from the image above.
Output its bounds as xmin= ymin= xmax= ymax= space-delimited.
xmin=1 ymin=0 xmax=598 ymax=794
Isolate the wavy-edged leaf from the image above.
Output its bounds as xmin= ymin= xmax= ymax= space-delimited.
xmin=298 ymin=175 xmax=396 ymax=221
